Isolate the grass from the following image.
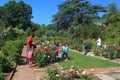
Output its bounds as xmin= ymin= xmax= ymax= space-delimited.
xmin=58 ymin=50 xmax=120 ymax=69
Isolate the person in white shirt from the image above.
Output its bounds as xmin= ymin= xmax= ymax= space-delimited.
xmin=96 ymin=37 xmax=102 ymax=49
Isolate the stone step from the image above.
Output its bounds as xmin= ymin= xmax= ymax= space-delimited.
xmin=95 ymin=73 xmax=115 ymax=80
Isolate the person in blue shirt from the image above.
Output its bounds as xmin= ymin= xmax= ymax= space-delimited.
xmin=61 ymin=43 xmax=65 ymax=60
xmin=64 ymin=43 xmax=69 ymax=61
xmin=82 ymin=41 xmax=86 ymax=54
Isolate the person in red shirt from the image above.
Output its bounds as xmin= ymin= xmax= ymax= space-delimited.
xmin=26 ymin=33 xmax=34 ymax=63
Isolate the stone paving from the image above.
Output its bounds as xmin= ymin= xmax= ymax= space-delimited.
xmin=12 ymin=46 xmax=120 ymax=80
xmin=12 ymin=46 xmax=35 ymax=80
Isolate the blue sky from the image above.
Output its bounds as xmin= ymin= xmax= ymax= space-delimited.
xmin=0 ymin=0 xmax=120 ymax=25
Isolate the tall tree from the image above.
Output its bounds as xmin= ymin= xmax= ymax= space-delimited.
xmin=0 ymin=0 xmax=32 ymax=30
xmin=52 ymin=0 xmax=106 ymax=30
xmin=108 ymin=2 xmax=117 ymax=14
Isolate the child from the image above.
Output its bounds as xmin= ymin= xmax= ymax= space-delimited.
xmin=64 ymin=43 xmax=69 ymax=61
xmin=61 ymin=43 xmax=65 ymax=60
xmin=27 ymin=47 xmax=34 ymax=68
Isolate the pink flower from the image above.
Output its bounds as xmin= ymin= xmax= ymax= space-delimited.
xmin=56 ymin=74 xmax=60 ymax=77
xmin=61 ymin=70 xmax=65 ymax=73
xmin=70 ymin=68 xmax=74 ymax=72
xmin=76 ymin=70 xmax=80 ymax=75
xmin=90 ymin=68 xmax=95 ymax=72
xmin=81 ymin=70 xmax=87 ymax=75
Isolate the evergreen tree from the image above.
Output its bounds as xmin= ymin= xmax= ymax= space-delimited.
xmin=52 ymin=0 xmax=106 ymax=30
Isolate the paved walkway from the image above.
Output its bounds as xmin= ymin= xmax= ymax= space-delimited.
xmin=12 ymin=46 xmax=61 ymax=80
xmin=12 ymin=46 xmax=35 ymax=80
xmin=12 ymin=46 xmax=120 ymax=80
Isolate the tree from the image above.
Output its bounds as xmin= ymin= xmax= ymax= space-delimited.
xmin=35 ymin=24 xmax=47 ymax=37
xmin=0 ymin=0 xmax=32 ymax=30
xmin=104 ymin=12 xmax=120 ymax=42
xmin=108 ymin=2 xmax=117 ymax=14
xmin=52 ymin=0 xmax=106 ymax=30
xmin=107 ymin=12 xmax=120 ymax=24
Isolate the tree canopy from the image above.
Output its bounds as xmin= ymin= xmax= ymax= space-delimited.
xmin=0 ymin=0 xmax=32 ymax=30
xmin=52 ymin=0 xmax=106 ymax=30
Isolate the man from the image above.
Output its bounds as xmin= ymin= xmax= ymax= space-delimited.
xmin=96 ymin=37 xmax=102 ymax=49
xmin=26 ymin=33 xmax=34 ymax=52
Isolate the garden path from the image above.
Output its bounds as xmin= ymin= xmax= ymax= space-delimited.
xmin=12 ymin=46 xmax=61 ymax=80
xmin=12 ymin=46 xmax=120 ymax=80
xmin=12 ymin=46 xmax=35 ymax=80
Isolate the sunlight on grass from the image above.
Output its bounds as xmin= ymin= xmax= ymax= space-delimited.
xmin=58 ymin=50 xmax=120 ymax=69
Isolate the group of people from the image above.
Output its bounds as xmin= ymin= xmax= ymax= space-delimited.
xmin=25 ymin=32 xmax=103 ymax=68
xmin=53 ymin=41 xmax=69 ymax=61
xmin=25 ymin=33 xmax=69 ymax=68
xmin=26 ymin=33 xmax=35 ymax=68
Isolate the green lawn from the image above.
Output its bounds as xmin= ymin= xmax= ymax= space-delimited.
xmin=58 ymin=50 xmax=120 ymax=69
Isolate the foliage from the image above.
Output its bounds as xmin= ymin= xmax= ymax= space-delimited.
xmin=0 ymin=54 xmax=13 ymax=72
xmin=104 ymin=22 xmax=120 ymax=42
xmin=47 ymin=68 xmax=59 ymax=80
xmin=0 ymin=71 xmax=4 ymax=80
xmin=34 ymin=48 xmax=56 ymax=67
xmin=85 ymin=40 xmax=92 ymax=52
xmin=58 ymin=50 xmax=120 ymax=69
xmin=52 ymin=0 xmax=106 ymax=30
xmin=0 ymin=0 xmax=32 ymax=30
xmin=30 ymin=22 xmax=39 ymax=32
xmin=0 ymin=33 xmax=5 ymax=49
xmin=104 ymin=11 xmax=120 ymax=42
xmin=1 ymin=27 xmax=25 ymax=40
xmin=47 ymin=66 xmax=94 ymax=80
xmin=45 ymin=29 xmax=56 ymax=37
xmin=105 ymin=43 xmax=116 ymax=59
xmin=108 ymin=2 xmax=117 ymax=14
xmin=35 ymin=25 xmax=47 ymax=37
xmin=1 ymin=39 xmax=22 ymax=63
xmin=107 ymin=12 xmax=120 ymax=24
xmin=102 ymin=49 xmax=109 ymax=58
xmin=26 ymin=27 xmax=32 ymax=36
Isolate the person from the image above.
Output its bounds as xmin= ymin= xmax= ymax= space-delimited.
xmin=64 ymin=43 xmax=69 ymax=61
xmin=52 ymin=40 xmax=57 ymax=51
xmin=96 ymin=37 xmax=102 ymax=49
xmin=61 ymin=43 xmax=66 ymax=60
xmin=26 ymin=33 xmax=34 ymax=63
xmin=27 ymin=47 xmax=34 ymax=68
xmin=26 ymin=33 xmax=34 ymax=52
xmin=82 ymin=41 xmax=86 ymax=54
xmin=54 ymin=43 xmax=61 ymax=61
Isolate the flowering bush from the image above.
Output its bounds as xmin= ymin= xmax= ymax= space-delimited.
xmin=34 ymin=46 xmax=57 ymax=67
xmin=47 ymin=65 xmax=94 ymax=80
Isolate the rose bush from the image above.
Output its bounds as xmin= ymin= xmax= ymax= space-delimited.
xmin=47 ymin=65 xmax=94 ymax=80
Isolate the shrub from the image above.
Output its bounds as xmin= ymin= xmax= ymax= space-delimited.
xmin=47 ymin=68 xmax=59 ymax=80
xmin=85 ymin=40 xmax=92 ymax=53
xmin=0 ymin=54 xmax=13 ymax=72
xmin=46 ymin=66 xmax=94 ymax=80
xmin=34 ymin=48 xmax=55 ymax=67
xmin=107 ymin=44 xmax=116 ymax=59
xmin=2 ymin=39 xmax=22 ymax=63
xmin=34 ymin=51 xmax=47 ymax=67
xmin=0 ymin=71 xmax=4 ymax=80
